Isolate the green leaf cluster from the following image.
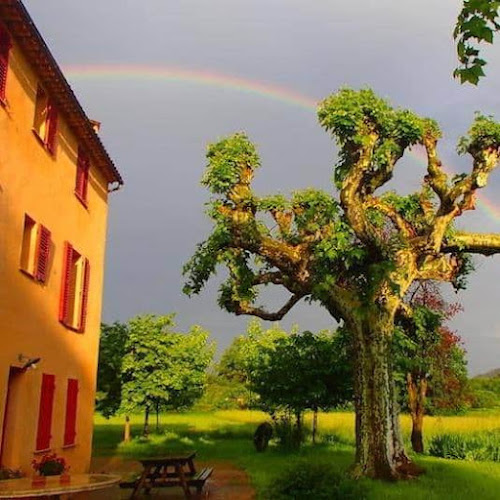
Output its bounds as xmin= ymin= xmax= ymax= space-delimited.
xmin=454 ymin=0 xmax=500 ymax=84
xmin=202 ymin=133 xmax=260 ymax=195
xmin=457 ymin=113 xmax=500 ymax=155
xmin=317 ymin=89 xmax=436 ymax=187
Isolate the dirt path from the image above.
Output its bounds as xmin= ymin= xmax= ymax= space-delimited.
xmin=81 ymin=456 xmax=255 ymax=499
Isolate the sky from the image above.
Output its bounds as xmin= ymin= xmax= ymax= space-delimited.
xmin=23 ymin=0 xmax=500 ymax=375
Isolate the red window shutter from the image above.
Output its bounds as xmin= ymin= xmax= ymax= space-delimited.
xmin=75 ymin=148 xmax=90 ymax=202
xmin=35 ymin=225 xmax=51 ymax=283
xmin=36 ymin=374 xmax=55 ymax=451
xmin=0 ymin=25 xmax=11 ymax=101
xmin=63 ymin=379 xmax=78 ymax=446
xmin=78 ymin=259 xmax=90 ymax=332
xmin=59 ymin=243 xmax=73 ymax=324
xmin=46 ymin=100 xmax=58 ymax=154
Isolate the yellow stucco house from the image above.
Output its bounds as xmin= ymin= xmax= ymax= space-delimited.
xmin=0 ymin=0 xmax=122 ymax=474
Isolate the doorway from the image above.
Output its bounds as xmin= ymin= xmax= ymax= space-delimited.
xmin=0 ymin=367 xmax=24 ymax=467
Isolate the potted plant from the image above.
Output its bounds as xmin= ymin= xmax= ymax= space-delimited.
xmin=31 ymin=453 xmax=69 ymax=485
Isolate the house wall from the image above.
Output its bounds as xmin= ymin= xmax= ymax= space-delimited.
xmin=0 ymin=32 xmax=109 ymax=474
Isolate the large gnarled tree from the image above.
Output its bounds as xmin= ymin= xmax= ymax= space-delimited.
xmin=184 ymin=88 xmax=500 ymax=479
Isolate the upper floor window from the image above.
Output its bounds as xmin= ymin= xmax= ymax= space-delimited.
xmin=20 ymin=214 xmax=52 ymax=283
xmin=33 ymin=85 xmax=58 ymax=155
xmin=75 ymin=148 xmax=90 ymax=206
xmin=0 ymin=24 xmax=11 ymax=102
xmin=59 ymin=242 xmax=90 ymax=332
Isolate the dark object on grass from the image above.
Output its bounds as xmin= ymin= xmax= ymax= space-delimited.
xmin=253 ymin=422 xmax=273 ymax=452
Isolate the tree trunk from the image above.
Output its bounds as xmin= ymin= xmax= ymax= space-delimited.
xmin=312 ymin=407 xmax=318 ymax=444
xmin=295 ymin=411 xmax=302 ymax=447
xmin=123 ymin=415 xmax=131 ymax=443
xmin=407 ymin=373 xmax=427 ymax=454
xmin=352 ymin=317 xmax=412 ymax=480
xmin=156 ymin=402 xmax=160 ymax=433
xmin=143 ymin=407 xmax=150 ymax=437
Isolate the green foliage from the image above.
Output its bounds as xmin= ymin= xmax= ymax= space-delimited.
xmin=182 ymin=224 xmax=232 ymax=296
xmin=457 ymin=113 xmax=500 ymax=155
xmin=266 ymin=460 xmax=367 ymax=500
xmin=217 ymin=319 xmax=290 ymax=384
xmin=249 ymin=329 xmax=353 ymax=417
xmin=429 ymin=430 xmax=500 ymax=461
xmin=121 ymin=314 xmax=214 ymax=416
xmin=193 ymin=374 xmax=249 ymax=411
xmin=317 ymin=88 xmax=433 ymax=187
xmin=469 ymin=377 xmax=500 ymax=408
xmin=202 ymin=132 xmax=260 ymax=195
xmin=454 ymin=0 xmax=500 ymax=84
xmin=96 ymin=322 xmax=129 ymax=418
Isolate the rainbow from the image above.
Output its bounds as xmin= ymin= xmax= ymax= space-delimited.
xmin=64 ymin=64 xmax=500 ymax=222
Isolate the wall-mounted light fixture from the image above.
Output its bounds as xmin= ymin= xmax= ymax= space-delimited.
xmin=18 ymin=354 xmax=41 ymax=370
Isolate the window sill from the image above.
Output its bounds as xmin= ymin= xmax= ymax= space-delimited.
xmin=74 ymin=191 xmax=88 ymax=209
xmin=33 ymin=448 xmax=52 ymax=455
xmin=59 ymin=320 xmax=84 ymax=334
xmin=19 ymin=267 xmax=35 ymax=280
xmin=62 ymin=443 xmax=77 ymax=450
xmin=32 ymin=129 xmax=56 ymax=158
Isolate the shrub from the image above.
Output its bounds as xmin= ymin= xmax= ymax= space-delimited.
xmin=429 ymin=430 xmax=500 ymax=461
xmin=267 ymin=460 xmax=367 ymax=500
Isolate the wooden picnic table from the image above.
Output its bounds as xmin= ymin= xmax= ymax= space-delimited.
xmin=120 ymin=452 xmax=213 ymax=499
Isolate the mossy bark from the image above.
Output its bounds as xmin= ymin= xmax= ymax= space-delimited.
xmin=352 ymin=317 xmax=410 ymax=480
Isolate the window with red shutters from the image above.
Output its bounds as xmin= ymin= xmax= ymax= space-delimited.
xmin=0 ymin=24 xmax=11 ymax=102
xmin=63 ymin=379 xmax=78 ymax=446
xmin=35 ymin=225 xmax=51 ymax=283
xmin=75 ymin=148 xmax=90 ymax=205
xmin=20 ymin=215 xmax=52 ymax=283
xmin=59 ymin=243 xmax=74 ymax=324
xmin=33 ymin=85 xmax=58 ymax=155
xmin=36 ymin=374 xmax=55 ymax=451
xmin=79 ymin=259 xmax=90 ymax=332
xmin=59 ymin=243 xmax=90 ymax=332
xmin=46 ymin=100 xmax=58 ymax=154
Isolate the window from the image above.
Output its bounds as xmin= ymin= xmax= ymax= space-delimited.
xmin=75 ymin=148 xmax=90 ymax=205
xmin=36 ymin=374 xmax=55 ymax=451
xmin=0 ymin=24 xmax=11 ymax=102
xmin=33 ymin=85 xmax=58 ymax=154
xmin=59 ymin=243 xmax=90 ymax=332
xmin=20 ymin=214 xmax=52 ymax=283
xmin=63 ymin=379 xmax=78 ymax=446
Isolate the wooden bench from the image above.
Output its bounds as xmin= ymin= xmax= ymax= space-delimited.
xmin=119 ymin=453 xmax=212 ymax=498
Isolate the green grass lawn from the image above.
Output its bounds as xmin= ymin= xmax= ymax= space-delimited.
xmin=92 ymin=410 xmax=500 ymax=499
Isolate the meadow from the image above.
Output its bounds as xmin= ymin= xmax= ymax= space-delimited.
xmin=92 ymin=409 xmax=500 ymax=499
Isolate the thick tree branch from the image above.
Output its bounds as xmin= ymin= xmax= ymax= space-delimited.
xmin=365 ymin=198 xmax=415 ymax=239
xmin=340 ymin=132 xmax=379 ymax=244
xmin=443 ymin=232 xmax=500 ymax=256
xmin=234 ymin=293 xmax=304 ymax=320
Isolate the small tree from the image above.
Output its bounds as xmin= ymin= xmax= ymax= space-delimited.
xmin=121 ymin=314 xmax=214 ymax=435
xmin=394 ymin=282 xmax=467 ymax=453
xmin=96 ymin=322 xmax=129 ymax=418
xmin=249 ymin=330 xmax=352 ymax=447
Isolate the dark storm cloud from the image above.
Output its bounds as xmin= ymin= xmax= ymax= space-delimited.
xmin=23 ymin=0 xmax=500 ymax=374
